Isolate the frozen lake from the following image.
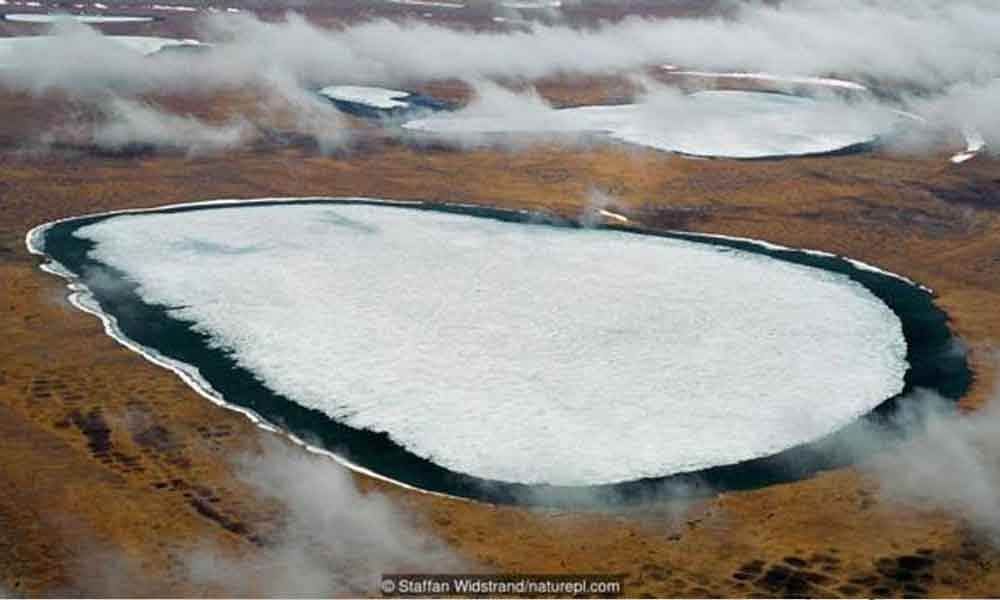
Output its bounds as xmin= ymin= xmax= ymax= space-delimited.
xmin=405 ymin=90 xmax=897 ymax=159
xmin=42 ymin=200 xmax=918 ymax=489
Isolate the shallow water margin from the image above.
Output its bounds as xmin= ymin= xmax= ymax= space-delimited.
xmin=28 ymin=198 xmax=971 ymax=507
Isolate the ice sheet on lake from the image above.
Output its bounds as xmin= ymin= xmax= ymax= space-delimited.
xmin=2 ymin=12 xmax=154 ymax=22
xmin=664 ymin=69 xmax=869 ymax=92
xmin=0 ymin=34 xmax=202 ymax=58
xmin=318 ymin=85 xmax=413 ymax=109
xmin=404 ymin=90 xmax=894 ymax=159
xmin=77 ymin=203 xmax=907 ymax=486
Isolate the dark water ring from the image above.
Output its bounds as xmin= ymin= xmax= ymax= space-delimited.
xmin=35 ymin=199 xmax=972 ymax=507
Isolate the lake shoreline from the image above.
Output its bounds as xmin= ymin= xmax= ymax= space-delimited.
xmin=32 ymin=197 xmax=972 ymax=507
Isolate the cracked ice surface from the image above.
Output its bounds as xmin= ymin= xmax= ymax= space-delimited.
xmin=76 ymin=202 xmax=907 ymax=485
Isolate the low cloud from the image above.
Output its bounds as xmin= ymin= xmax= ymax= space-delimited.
xmin=578 ymin=187 xmax=621 ymax=227
xmin=863 ymin=388 xmax=1000 ymax=543
xmin=183 ymin=439 xmax=469 ymax=597
xmin=201 ymin=1 xmax=997 ymax=90
xmin=4 ymin=2 xmax=1000 ymax=97
xmin=55 ymin=436 xmax=470 ymax=596
xmin=91 ymin=97 xmax=253 ymax=156
xmin=2 ymin=1 xmax=1000 ymax=157
xmin=903 ymin=79 xmax=1000 ymax=155
xmin=403 ymin=76 xmax=903 ymax=158
xmin=402 ymin=78 xmax=579 ymax=148
xmin=774 ymin=372 xmax=1000 ymax=546
xmin=257 ymin=70 xmax=351 ymax=154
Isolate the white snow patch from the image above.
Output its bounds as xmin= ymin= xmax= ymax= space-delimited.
xmin=72 ymin=202 xmax=907 ymax=486
xmin=666 ymin=69 xmax=868 ymax=92
xmin=2 ymin=12 xmax=154 ymax=22
xmin=502 ymin=0 xmax=561 ymax=8
xmin=151 ymin=4 xmax=197 ymax=11
xmin=388 ymin=0 xmax=465 ymax=7
xmin=0 ymin=34 xmax=202 ymax=58
xmin=597 ymin=208 xmax=628 ymax=224
xmin=318 ymin=85 xmax=412 ymax=109
xmin=491 ymin=15 xmax=531 ymax=26
xmin=950 ymin=126 xmax=985 ymax=164
xmin=110 ymin=35 xmax=202 ymax=54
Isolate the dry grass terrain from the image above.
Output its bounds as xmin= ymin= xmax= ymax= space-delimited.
xmin=3 ymin=119 xmax=1000 ymax=596
xmin=2 ymin=6 xmax=1000 ymax=597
